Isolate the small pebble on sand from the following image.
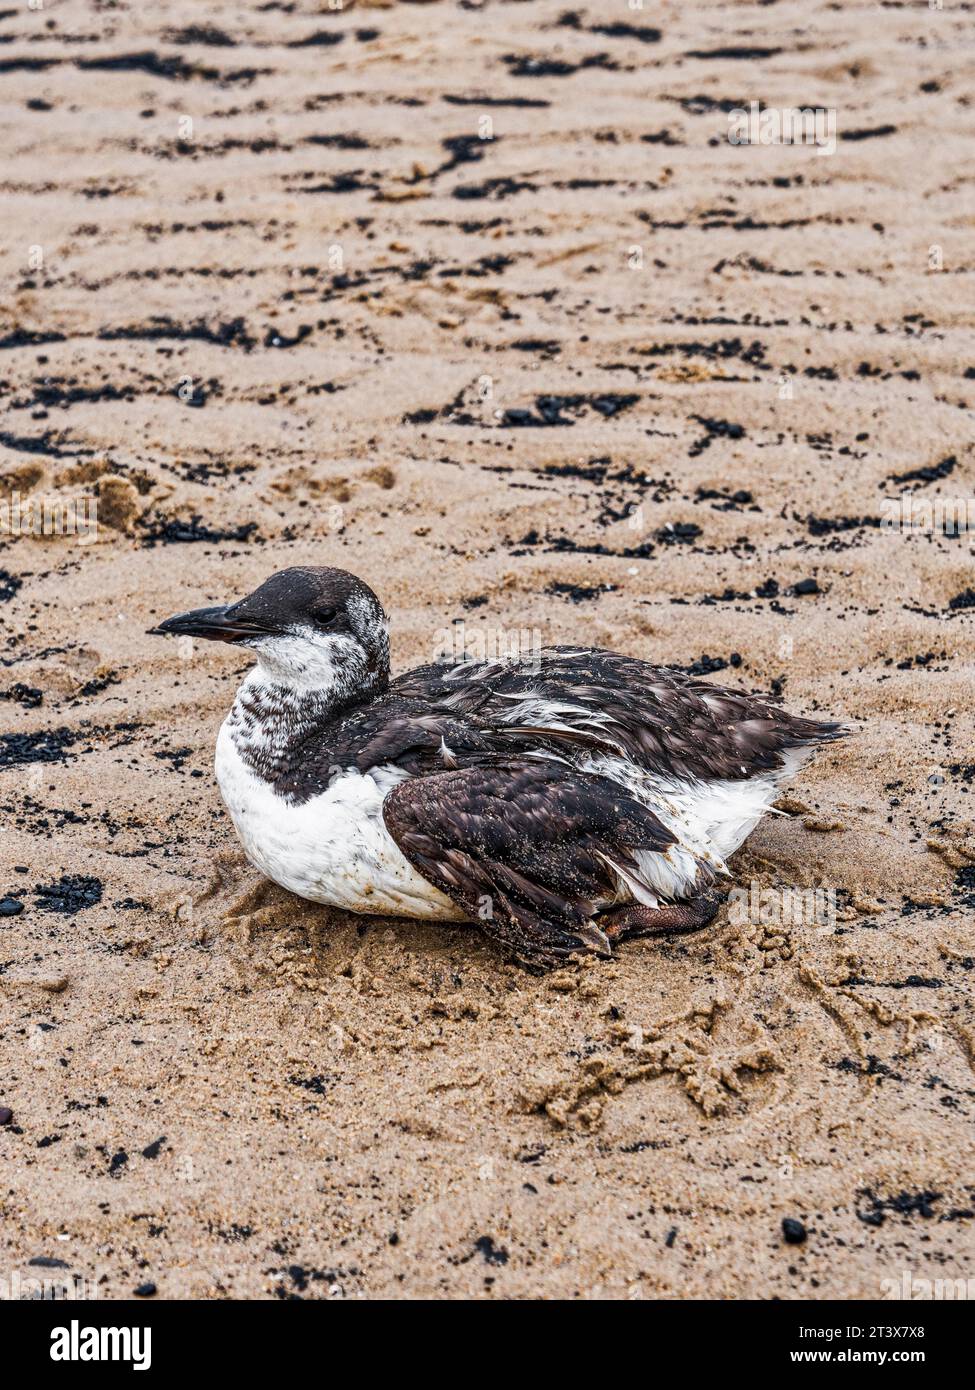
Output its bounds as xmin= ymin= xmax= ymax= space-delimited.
xmin=782 ymin=1217 xmax=808 ymax=1245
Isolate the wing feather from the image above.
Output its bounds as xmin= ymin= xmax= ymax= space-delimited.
xmin=383 ymin=758 xmax=679 ymax=967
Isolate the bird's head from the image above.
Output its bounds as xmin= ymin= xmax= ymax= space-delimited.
xmin=151 ymin=566 xmax=390 ymax=698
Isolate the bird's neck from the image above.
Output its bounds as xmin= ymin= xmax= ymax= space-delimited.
xmin=224 ymin=665 xmax=383 ymax=784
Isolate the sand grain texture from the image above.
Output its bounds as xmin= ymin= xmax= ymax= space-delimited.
xmin=1 ymin=0 xmax=974 ymax=1299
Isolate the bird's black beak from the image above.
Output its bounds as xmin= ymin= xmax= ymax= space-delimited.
xmin=148 ymin=605 xmax=269 ymax=644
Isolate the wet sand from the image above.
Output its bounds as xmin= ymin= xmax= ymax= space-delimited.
xmin=1 ymin=0 xmax=974 ymax=1299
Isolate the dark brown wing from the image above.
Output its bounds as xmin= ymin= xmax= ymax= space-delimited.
xmin=275 ymin=648 xmax=845 ymax=802
xmin=382 ymin=759 xmax=678 ymax=969
xmin=391 ymin=648 xmax=845 ymax=782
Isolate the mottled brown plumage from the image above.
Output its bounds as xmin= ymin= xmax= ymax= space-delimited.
xmin=236 ymin=647 xmax=839 ymax=804
xmin=384 ymin=759 xmax=678 ymax=967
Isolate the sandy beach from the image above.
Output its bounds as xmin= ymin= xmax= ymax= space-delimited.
xmin=1 ymin=0 xmax=974 ymax=1299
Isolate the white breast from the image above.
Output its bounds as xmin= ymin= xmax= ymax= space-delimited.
xmin=214 ymin=721 xmax=467 ymax=921
xmin=580 ymin=749 xmax=811 ymax=893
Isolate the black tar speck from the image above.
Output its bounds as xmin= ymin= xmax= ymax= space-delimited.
xmin=782 ymin=1217 xmax=807 ymax=1245
xmin=33 ymin=875 xmax=103 ymax=915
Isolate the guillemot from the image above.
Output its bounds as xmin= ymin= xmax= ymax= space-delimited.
xmin=153 ymin=566 xmax=845 ymax=969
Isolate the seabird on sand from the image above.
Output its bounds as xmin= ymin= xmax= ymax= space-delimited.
xmin=152 ymin=566 xmax=845 ymax=969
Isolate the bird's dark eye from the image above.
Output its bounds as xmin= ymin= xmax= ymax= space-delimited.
xmin=312 ymin=608 xmax=340 ymax=630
